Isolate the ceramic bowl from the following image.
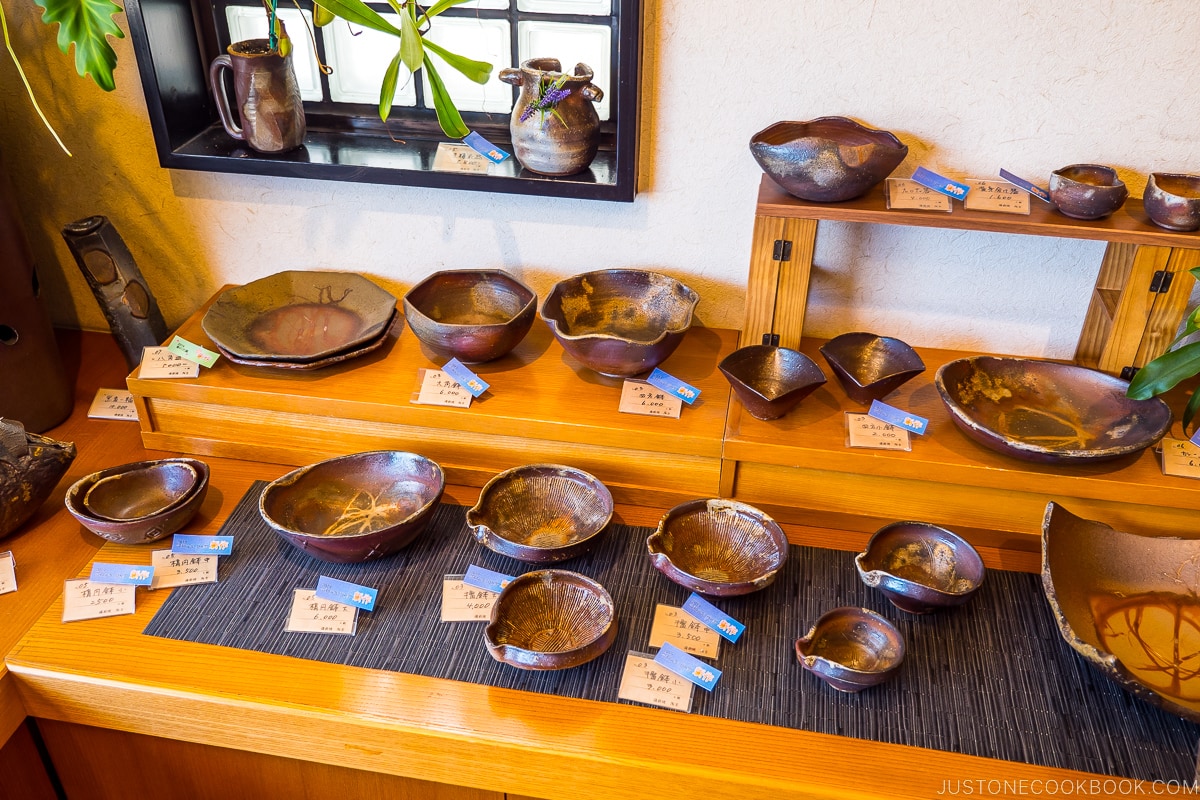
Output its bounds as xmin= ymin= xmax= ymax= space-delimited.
xmin=855 ymin=521 xmax=985 ymax=614
xmin=819 ymin=332 xmax=925 ymax=405
xmin=1143 ymin=172 xmax=1200 ymax=232
xmin=935 ymin=356 xmax=1171 ymax=464
xmin=718 ymin=345 xmax=827 ymax=420
xmin=466 ymin=464 xmax=613 ymax=563
xmin=64 ymin=458 xmax=209 ymax=545
xmin=750 ymin=117 xmax=909 ymax=203
xmin=647 ymin=498 xmax=788 ymax=596
xmin=1048 ymin=164 xmax=1128 ymax=220
xmin=795 ymin=607 xmax=906 ymax=692
xmin=403 ymin=270 xmax=537 ymax=363
xmin=540 ymin=269 xmax=700 ymax=378
xmin=0 ymin=424 xmax=76 ymax=539
xmin=484 ymin=569 xmax=617 ymax=670
xmin=259 ymin=451 xmax=444 ymax=564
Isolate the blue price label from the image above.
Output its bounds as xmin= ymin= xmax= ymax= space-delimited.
xmin=462 ymin=565 xmax=515 ymax=594
xmin=171 ymin=534 xmax=234 ymax=555
xmin=681 ymin=593 xmax=745 ymax=643
xmin=1189 ymin=429 xmax=1200 ymax=449
xmin=654 ymin=641 xmax=721 ymax=691
xmin=89 ymin=562 xmax=154 ymax=586
xmin=868 ymin=399 xmax=929 ymax=435
xmin=646 ymin=368 xmax=701 ymax=405
xmin=462 ymin=131 xmax=510 ymax=164
xmin=314 ymin=575 xmax=378 ymax=611
xmin=999 ymin=169 xmax=1051 ymax=203
xmin=442 ymin=358 xmax=490 ymax=398
xmin=911 ymin=167 xmax=970 ymax=201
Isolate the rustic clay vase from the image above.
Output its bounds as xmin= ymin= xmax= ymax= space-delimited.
xmin=209 ymin=32 xmax=306 ymax=153
xmin=0 ymin=419 xmax=76 ymax=539
xmin=499 ymin=58 xmax=603 ymax=177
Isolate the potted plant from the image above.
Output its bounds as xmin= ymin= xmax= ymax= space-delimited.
xmin=1126 ymin=266 xmax=1200 ymax=431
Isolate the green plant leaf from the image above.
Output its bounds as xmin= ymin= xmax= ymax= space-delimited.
xmin=1127 ymin=340 xmax=1200 ymax=399
xmin=378 ymin=48 xmax=402 ymax=121
xmin=313 ymin=0 xmax=402 ymax=36
xmin=313 ymin=2 xmax=335 ymax=26
xmin=418 ymin=0 xmax=471 ymax=25
xmin=423 ymin=53 xmax=468 ymax=139
xmin=423 ymin=37 xmax=491 ymax=84
xmin=35 ymin=0 xmax=124 ymax=91
xmin=1184 ymin=385 xmax=1200 ymax=433
xmin=397 ymin=4 xmax=423 ymax=73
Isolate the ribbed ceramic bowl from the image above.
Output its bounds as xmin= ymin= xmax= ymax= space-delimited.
xmin=819 ymin=332 xmax=925 ymax=405
xmin=466 ymin=464 xmax=613 ymax=563
xmin=403 ymin=269 xmax=537 ymax=363
xmin=855 ymin=521 xmax=985 ymax=614
xmin=65 ymin=458 xmax=209 ymax=545
xmin=1143 ymin=172 xmax=1200 ymax=232
xmin=718 ymin=344 xmax=827 ymax=420
xmin=540 ymin=269 xmax=699 ymax=378
xmin=1049 ymin=164 xmax=1128 ymax=220
xmin=795 ymin=607 xmax=906 ymax=693
xmin=484 ymin=570 xmax=617 ymax=670
xmin=259 ymin=451 xmax=444 ymax=564
xmin=647 ymin=499 xmax=788 ymax=596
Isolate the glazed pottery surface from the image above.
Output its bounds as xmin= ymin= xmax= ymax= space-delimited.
xmin=83 ymin=461 xmax=200 ymax=521
xmin=719 ymin=344 xmax=827 ymax=420
xmin=819 ymin=332 xmax=925 ymax=405
xmin=209 ymin=33 xmax=306 ymax=153
xmin=213 ymin=309 xmax=400 ymax=371
xmin=499 ymin=58 xmax=603 ymax=177
xmin=1143 ymin=172 xmax=1200 ymax=232
xmin=0 ymin=421 xmax=76 ymax=538
xmin=855 ymin=521 xmax=985 ymax=614
xmin=795 ymin=607 xmax=905 ymax=692
xmin=65 ymin=458 xmax=209 ymax=545
xmin=1048 ymin=164 xmax=1128 ymax=220
xmin=403 ymin=270 xmax=536 ymax=363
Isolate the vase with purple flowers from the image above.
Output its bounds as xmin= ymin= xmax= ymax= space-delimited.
xmin=499 ymin=58 xmax=603 ymax=177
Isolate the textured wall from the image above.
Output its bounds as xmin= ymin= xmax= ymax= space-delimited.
xmin=1 ymin=1 xmax=1198 ymax=357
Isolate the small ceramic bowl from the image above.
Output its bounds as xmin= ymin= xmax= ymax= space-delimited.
xmin=1049 ymin=164 xmax=1128 ymax=220
xmin=647 ymin=498 xmax=788 ymax=596
xmin=259 ymin=451 xmax=444 ymax=564
xmin=794 ymin=607 xmax=906 ymax=692
xmin=403 ymin=270 xmax=537 ymax=363
xmin=1143 ymin=172 xmax=1200 ymax=232
xmin=466 ymin=464 xmax=613 ymax=563
xmin=819 ymin=332 xmax=925 ymax=405
xmin=718 ymin=345 xmax=827 ymax=420
xmin=484 ymin=570 xmax=617 ymax=670
xmin=65 ymin=458 xmax=209 ymax=545
xmin=540 ymin=269 xmax=700 ymax=378
xmin=855 ymin=521 xmax=985 ymax=613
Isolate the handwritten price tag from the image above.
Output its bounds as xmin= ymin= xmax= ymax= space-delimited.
xmin=62 ymin=579 xmax=136 ymax=622
xmin=617 ymin=651 xmax=694 ymax=712
xmin=1161 ymin=437 xmax=1200 ymax=479
xmin=89 ymin=562 xmax=154 ymax=586
xmin=654 ymin=641 xmax=721 ymax=692
xmin=440 ymin=574 xmax=500 ymax=622
xmin=885 ymin=179 xmax=952 ymax=212
xmin=432 ymin=143 xmax=492 ymax=175
xmin=648 ymin=603 xmax=721 ymax=658
xmin=619 ymin=380 xmax=683 ymax=419
xmin=171 ymin=534 xmax=233 ymax=555
xmin=87 ymin=388 xmax=138 ymax=421
xmin=845 ymin=412 xmax=911 ymax=451
xmin=0 ymin=551 xmax=15 ymax=595
xmin=284 ymin=588 xmax=357 ymax=635
xmin=414 ymin=369 xmax=473 ymax=408
xmin=150 ymin=550 xmax=218 ymax=589
xmin=138 ymin=346 xmax=199 ymax=379
xmin=964 ymin=179 xmax=1030 ymax=215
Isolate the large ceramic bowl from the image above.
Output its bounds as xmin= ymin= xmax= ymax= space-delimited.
xmin=1042 ymin=502 xmax=1200 ymax=723
xmin=795 ymin=607 xmax=905 ymax=692
xmin=855 ymin=521 xmax=985 ymax=614
xmin=647 ymin=498 xmax=788 ymax=596
xmin=819 ymin=332 xmax=925 ymax=405
xmin=540 ymin=269 xmax=699 ymax=378
xmin=1143 ymin=172 xmax=1200 ymax=232
xmin=718 ymin=344 xmax=827 ymax=420
xmin=403 ymin=270 xmax=537 ymax=363
xmin=259 ymin=451 xmax=444 ymax=564
xmin=466 ymin=464 xmax=613 ymax=563
xmin=1048 ymin=164 xmax=1128 ymax=220
xmin=484 ymin=569 xmax=617 ymax=670
xmin=65 ymin=458 xmax=209 ymax=545
xmin=750 ymin=117 xmax=909 ymax=203
xmin=935 ymin=356 xmax=1171 ymax=464
xmin=1 ymin=424 xmax=76 ymax=539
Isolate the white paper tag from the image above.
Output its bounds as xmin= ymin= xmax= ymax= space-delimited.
xmin=432 ymin=143 xmax=492 ymax=175
xmin=413 ymin=369 xmax=473 ymax=408
xmin=150 ymin=550 xmax=219 ymax=589
xmin=87 ymin=388 xmax=138 ymax=421
xmin=138 ymin=346 xmax=200 ymax=379
xmin=845 ymin=412 xmax=912 ymax=451
xmin=284 ymin=588 xmax=357 ymax=635
xmin=440 ymin=574 xmax=499 ymax=622
xmin=619 ymin=381 xmax=683 ymax=419
xmin=617 ymin=650 xmax=694 ymax=712
xmin=963 ymin=179 xmax=1031 ymax=215
xmin=61 ymin=579 xmax=136 ymax=622
xmin=885 ymin=178 xmax=952 ymax=212
xmin=648 ymin=603 xmax=721 ymax=659
xmin=0 ymin=551 xmax=15 ymax=595
xmin=1161 ymin=437 xmax=1200 ymax=479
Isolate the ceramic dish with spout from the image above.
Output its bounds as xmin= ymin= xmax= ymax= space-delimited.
xmin=855 ymin=521 xmax=985 ymax=613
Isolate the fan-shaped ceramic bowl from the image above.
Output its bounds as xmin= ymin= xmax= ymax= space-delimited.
xmin=467 ymin=464 xmax=613 ymax=563
xmin=484 ymin=569 xmax=617 ymax=670
xmin=540 ymin=269 xmax=699 ymax=378
xmin=935 ymin=356 xmax=1171 ymax=464
xmin=260 ymin=451 xmax=444 ymax=564
xmin=1 ymin=426 xmax=76 ymax=539
xmin=403 ymin=270 xmax=537 ymax=363
xmin=750 ymin=117 xmax=909 ymax=202
xmin=1049 ymin=164 xmax=1128 ymax=220
xmin=795 ymin=607 xmax=906 ymax=692
xmin=718 ymin=345 xmax=827 ymax=420
xmin=855 ymin=521 xmax=985 ymax=614
xmin=1143 ymin=172 xmax=1200 ymax=232
xmin=647 ymin=499 xmax=788 ymax=596
xmin=819 ymin=332 xmax=925 ymax=405
xmin=65 ymin=458 xmax=209 ymax=544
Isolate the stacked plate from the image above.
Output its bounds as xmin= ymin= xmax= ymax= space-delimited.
xmin=201 ymin=271 xmax=398 ymax=370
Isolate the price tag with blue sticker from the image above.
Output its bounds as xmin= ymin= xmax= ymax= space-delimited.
xmin=999 ymin=169 xmax=1052 ymax=203
xmin=89 ymin=562 xmax=155 ymax=586
xmin=463 ymin=131 xmax=510 ymax=164
xmin=442 ymin=358 xmax=490 ymax=398
xmin=646 ymin=368 xmax=701 ymax=405
xmin=654 ymin=641 xmax=721 ymax=691
xmin=868 ymin=399 xmax=929 ymax=436
xmin=681 ymin=593 xmax=745 ymax=643
xmin=171 ymin=534 xmax=234 ymax=555
xmin=315 ymin=575 xmax=378 ymax=612
xmin=911 ymin=166 xmax=970 ymax=201
xmin=167 ymin=335 xmax=221 ymax=368
xmin=462 ymin=565 xmax=515 ymax=594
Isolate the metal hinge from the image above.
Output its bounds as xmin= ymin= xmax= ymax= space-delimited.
xmin=1150 ymin=270 xmax=1174 ymax=293
xmin=1120 ymin=366 xmax=1139 ymax=381
xmin=761 ymin=333 xmax=780 ymax=347
xmin=772 ymin=239 xmax=793 ymax=262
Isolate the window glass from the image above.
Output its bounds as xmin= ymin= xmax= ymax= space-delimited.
xmin=224 ymin=6 xmax=323 ymax=102
xmin=518 ymin=20 xmax=611 ymax=120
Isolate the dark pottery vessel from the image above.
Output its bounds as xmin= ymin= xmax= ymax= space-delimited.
xmin=65 ymin=458 xmax=209 ymax=545
xmin=500 ymin=59 xmax=603 ymax=177
xmin=209 ymin=32 xmax=306 ymax=153
xmin=855 ymin=521 xmax=985 ymax=614
xmin=1143 ymin=172 xmax=1200 ymax=232
xmin=750 ymin=117 xmax=909 ymax=202
xmin=403 ymin=270 xmax=536 ymax=363
xmin=819 ymin=332 xmax=925 ymax=405
xmin=718 ymin=344 xmax=826 ymax=420
xmin=83 ymin=460 xmax=200 ymax=521
xmin=1048 ymin=164 xmax=1128 ymax=220
xmin=0 ymin=420 xmax=75 ymax=539
xmin=795 ymin=607 xmax=905 ymax=692
xmin=213 ymin=309 xmax=400 ymax=371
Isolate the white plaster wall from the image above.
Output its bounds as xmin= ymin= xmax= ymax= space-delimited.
xmin=1 ymin=0 xmax=1198 ymax=357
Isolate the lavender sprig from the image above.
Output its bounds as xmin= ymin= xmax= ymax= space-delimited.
xmin=520 ymin=74 xmax=572 ymax=126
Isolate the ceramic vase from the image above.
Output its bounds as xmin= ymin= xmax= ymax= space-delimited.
xmin=499 ymin=59 xmax=603 ymax=177
xmin=209 ymin=32 xmax=306 ymax=153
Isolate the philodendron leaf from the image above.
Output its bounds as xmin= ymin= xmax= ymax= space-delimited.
xmin=378 ymin=49 xmax=402 ymax=121
xmin=397 ymin=6 xmax=423 ymax=73
xmin=1127 ymin=340 xmax=1200 ymax=399
xmin=423 ymin=38 xmax=491 ymax=84
xmin=36 ymin=0 xmax=124 ymax=91
xmin=314 ymin=0 xmax=402 ymax=36
xmin=423 ymin=53 xmax=468 ymax=139
xmin=313 ymin=2 xmax=335 ymax=27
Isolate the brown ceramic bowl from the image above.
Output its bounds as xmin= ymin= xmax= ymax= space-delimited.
xmin=484 ymin=570 xmax=617 ymax=670
xmin=819 ymin=332 xmax=925 ymax=405
xmin=795 ymin=607 xmax=905 ymax=692
xmin=1049 ymin=164 xmax=1128 ymax=220
xmin=259 ymin=451 xmax=444 ymax=564
xmin=64 ymin=458 xmax=209 ymax=545
xmin=855 ymin=521 xmax=985 ymax=614
xmin=540 ymin=269 xmax=699 ymax=378
xmin=750 ymin=117 xmax=909 ymax=202
xmin=719 ymin=344 xmax=827 ymax=420
xmin=647 ymin=498 xmax=788 ymax=596
xmin=403 ymin=270 xmax=537 ymax=363
xmin=466 ymin=464 xmax=613 ymax=563
xmin=1143 ymin=172 xmax=1200 ymax=232
xmin=1 ymin=427 xmax=76 ymax=539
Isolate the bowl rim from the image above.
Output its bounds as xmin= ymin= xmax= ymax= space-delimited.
xmin=81 ymin=460 xmax=201 ymax=522
xmin=718 ymin=344 xmax=827 ymax=402
xmin=854 ymin=520 xmax=985 ymax=598
xmin=794 ymin=606 xmax=906 ymax=675
xmin=65 ymin=458 xmax=210 ymax=524
xmin=749 ymin=117 xmax=908 ymax=152
xmin=539 ymin=268 xmax=699 ymax=347
xmin=484 ymin=569 xmax=616 ymax=661
xmin=1049 ymin=163 xmax=1125 ymax=189
xmin=402 ymin=268 xmax=537 ymax=332
xmin=819 ymin=332 xmax=926 ymax=387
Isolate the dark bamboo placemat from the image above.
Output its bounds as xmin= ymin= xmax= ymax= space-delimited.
xmin=144 ymin=483 xmax=1199 ymax=782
